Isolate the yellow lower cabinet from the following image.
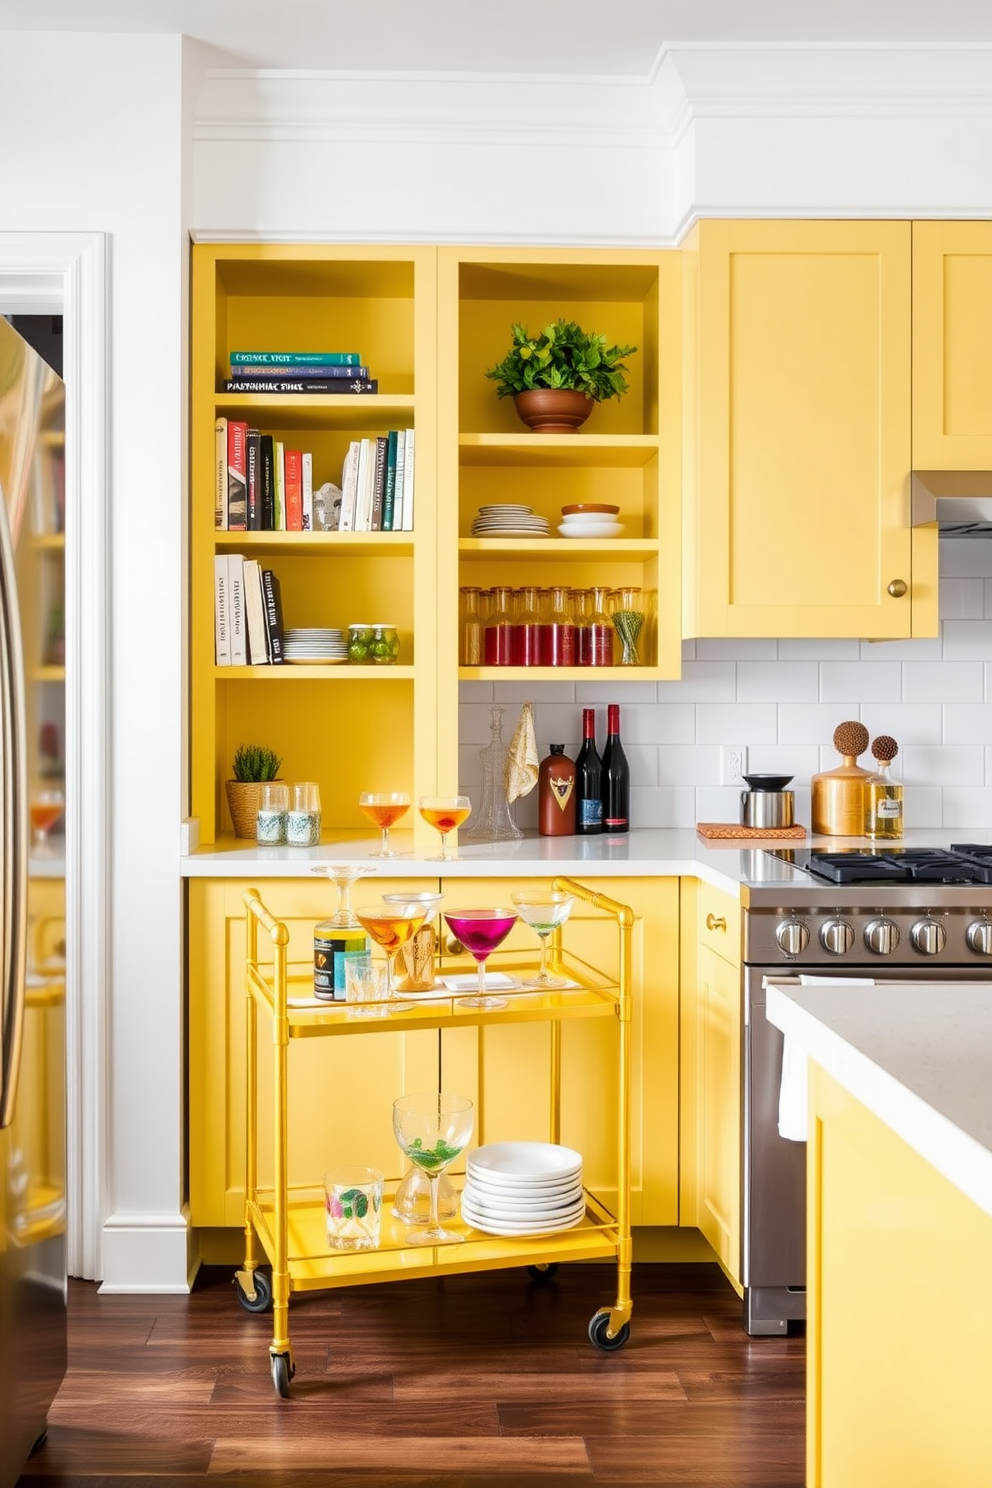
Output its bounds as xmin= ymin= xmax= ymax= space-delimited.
xmin=188 ymin=876 xmax=440 ymax=1228
xmin=807 ymin=1065 xmax=992 ymax=1488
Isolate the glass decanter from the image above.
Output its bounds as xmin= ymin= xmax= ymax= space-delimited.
xmin=462 ymin=704 xmax=522 ymax=841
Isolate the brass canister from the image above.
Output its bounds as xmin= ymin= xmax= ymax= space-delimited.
xmin=396 ymin=924 xmax=437 ymax=992
xmin=811 ymin=721 xmax=872 ymax=836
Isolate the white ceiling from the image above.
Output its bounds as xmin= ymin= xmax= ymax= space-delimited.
xmin=2 ymin=0 xmax=992 ymax=74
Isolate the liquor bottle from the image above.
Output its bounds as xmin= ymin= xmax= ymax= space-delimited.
xmin=538 ymin=744 xmax=577 ymax=836
xmin=575 ymin=708 xmax=603 ymax=835
xmin=600 ymin=703 xmax=630 ymax=833
xmin=864 ymin=734 xmax=903 ymax=840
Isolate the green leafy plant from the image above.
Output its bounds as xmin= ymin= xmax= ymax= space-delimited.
xmin=231 ymin=743 xmax=282 ymax=782
xmin=485 ymin=319 xmax=637 ymax=402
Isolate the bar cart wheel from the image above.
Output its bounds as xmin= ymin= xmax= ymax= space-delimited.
xmin=234 ymin=1268 xmax=272 ymax=1314
xmin=526 ymin=1263 xmax=560 ymax=1282
xmin=588 ymin=1308 xmax=630 ymax=1352
xmin=270 ymin=1352 xmax=294 ymax=1398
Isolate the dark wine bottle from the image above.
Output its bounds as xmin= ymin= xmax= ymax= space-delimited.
xmin=600 ymin=703 xmax=630 ymax=834
xmin=575 ymin=707 xmax=603 ymax=835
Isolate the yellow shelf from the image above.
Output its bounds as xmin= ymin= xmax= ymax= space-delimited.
xmin=459 ymin=537 xmax=658 ymax=559
xmin=213 ymin=393 xmax=415 ymax=431
xmin=213 ymin=664 xmax=415 ymax=681
xmin=215 ymin=531 xmax=414 ymax=557
xmin=459 ymin=665 xmax=663 ymax=682
xmin=458 ymin=433 xmax=661 ymax=468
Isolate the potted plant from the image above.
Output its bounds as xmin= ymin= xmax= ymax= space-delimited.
xmin=225 ymin=742 xmax=283 ymax=839
xmin=485 ymin=319 xmax=637 ymax=432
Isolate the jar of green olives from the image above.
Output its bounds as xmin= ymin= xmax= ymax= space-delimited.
xmin=348 ymin=623 xmax=401 ymax=665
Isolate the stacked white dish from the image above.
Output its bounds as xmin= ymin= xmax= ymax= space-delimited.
xmin=461 ymin=1141 xmax=585 ymax=1237
xmin=471 ymin=504 xmax=550 ymax=538
xmin=283 ymin=627 xmax=348 ymax=664
xmin=557 ymin=502 xmax=624 ymax=540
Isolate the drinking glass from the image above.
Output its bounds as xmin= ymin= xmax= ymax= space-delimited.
xmin=418 ymin=795 xmax=472 ymax=861
xmin=30 ymin=787 xmax=64 ymax=850
xmin=310 ymin=863 xmax=373 ymax=928
xmin=510 ymin=889 xmax=574 ymax=989
xmin=392 ymin=1093 xmax=473 ymax=1246
xmin=443 ymin=906 xmax=517 ymax=1010
xmin=382 ymin=892 xmax=443 ymax=993
xmin=323 ymin=1167 xmax=383 ymax=1251
xmin=359 ymin=791 xmax=410 ymax=858
xmin=354 ymin=900 xmax=428 ymax=997
xmin=287 ymin=781 xmax=322 ymax=846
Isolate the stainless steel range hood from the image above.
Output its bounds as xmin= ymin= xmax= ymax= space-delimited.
xmin=912 ymin=471 xmax=992 ymax=536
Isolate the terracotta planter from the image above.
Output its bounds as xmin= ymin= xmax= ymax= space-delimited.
xmin=225 ymin=779 xmax=265 ymax=839
xmin=513 ymin=389 xmax=594 ymax=433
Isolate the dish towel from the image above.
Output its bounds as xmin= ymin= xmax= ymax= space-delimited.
xmin=504 ymin=702 xmax=539 ymax=804
xmin=777 ymin=975 xmax=876 ymax=1142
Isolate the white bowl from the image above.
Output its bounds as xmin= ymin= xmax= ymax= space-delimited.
xmin=468 ymin=1141 xmax=583 ymax=1182
xmin=557 ymin=521 xmax=624 ymax=539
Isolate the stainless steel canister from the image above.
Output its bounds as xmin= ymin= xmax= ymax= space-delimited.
xmin=740 ymin=789 xmax=795 ymax=829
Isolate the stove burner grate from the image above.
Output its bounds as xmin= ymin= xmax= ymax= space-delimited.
xmin=805 ymin=848 xmax=992 ymax=886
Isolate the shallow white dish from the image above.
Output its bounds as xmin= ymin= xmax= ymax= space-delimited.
xmin=468 ymin=1140 xmax=583 ymax=1182
xmin=461 ymin=1200 xmax=586 ymax=1236
xmin=462 ymin=1181 xmax=583 ymax=1214
xmin=557 ymin=521 xmax=624 ymax=539
xmin=465 ymin=1170 xmax=582 ymax=1200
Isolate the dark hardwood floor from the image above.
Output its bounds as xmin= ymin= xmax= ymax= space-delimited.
xmin=20 ymin=1262 xmax=805 ymax=1487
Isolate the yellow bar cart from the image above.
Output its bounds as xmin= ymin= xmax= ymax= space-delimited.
xmin=234 ymin=876 xmax=635 ymax=1396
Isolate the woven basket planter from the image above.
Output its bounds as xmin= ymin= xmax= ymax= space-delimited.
xmin=225 ymin=780 xmax=265 ymax=840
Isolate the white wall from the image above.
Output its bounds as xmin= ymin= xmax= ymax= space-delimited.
xmin=0 ymin=32 xmax=189 ymax=1289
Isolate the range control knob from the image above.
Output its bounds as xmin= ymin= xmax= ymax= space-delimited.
xmin=966 ymin=919 xmax=992 ymax=956
xmin=820 ymin=918 xmax=855 ymax=955
xmin=775 ymin=919 xmax=810 ymax=957
xmin=911 ymin=918 xmax=946 ymax=956
xmin=864 ymin=918 xmax=900 ymax=955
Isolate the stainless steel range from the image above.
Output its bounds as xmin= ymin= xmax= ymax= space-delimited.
xmin=741 ymin=843 xmax=992 ymax=1336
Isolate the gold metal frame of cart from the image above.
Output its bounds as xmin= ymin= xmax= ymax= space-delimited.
xmin=235 ymin=875 xmax=634 ymax=1396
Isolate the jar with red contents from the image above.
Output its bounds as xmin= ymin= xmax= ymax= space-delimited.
xmin=511 ymin=585 xmax=541 ymax=667
xmin=483 ymin=585 xmax=515 ymax=666
xmin=545 ymin=585 xmax=577 ymax=667
xmin=587 ymin=586 xmax=614 ymax=666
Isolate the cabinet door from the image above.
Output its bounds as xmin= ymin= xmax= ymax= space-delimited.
xmin=685 ymin=220 xmax=930 ymax=639
xmin=913 ymin=220 xmax=992 ymax=468
xmin=695 ymin=943 xmax=742 ymax=1285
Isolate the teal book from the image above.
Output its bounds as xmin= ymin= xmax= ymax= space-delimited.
xmin=230 ymin=351 xmax=361 ymax=366
xmin=382 ymin=429 xmax=399 ymax=531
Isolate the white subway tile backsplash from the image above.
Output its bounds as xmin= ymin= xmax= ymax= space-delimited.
xmin=940 ymin=620 xmax=992 ymax=659
xmin=631 ymin=785 xmax=696 ymax=829
xmin=903 ymin=661 xmax=985 ymax=703
xmin=694 ymin=785 xmax=748 ymax=823
xmin=458 ymin=681 xmax=495 ymax=703
xmin=621 ymin=743 xmax=661 ymax=786
xmin=820 ymin=662 xmax=902 ymax=702
xmin=940 ymin=578 xmax=986 ymax=620
xmin=616 ymin=704 xmax=694 ymax=745
xmin=858 ymin=635 xmax=942 ymax=660
xmin=748 ymin=744 xmax=819 ymax=781
xmin=943 ymin=703 xmax=992 ymax=744
xmin=902 ymin=744 xmax=985 ymax=787
xmin=777 ymin=638 xmax=860 ymax=659
xmin=681 ymin=639 xmax=697 ymax=661
xmin=779 ymin=703 xmax=861 ymax=745
xmin=940 ymin=786 xmax=992 ymax=828
xmin=860 ymin=703 xmax=942 ymax=746
xmin=658 ymin=744 xmax=722 ymax=786
xmin=656 ymin=661 xmax=737 ymax=703
xmin=939 ymin=543 xmax=992 ymax=580
xmin=695 ymin=703 xmax=779 ymax=745
xmin=903 ymin=785 xmax=943 ymax=829
xmin=695 ymin=638 xmax=778 ymax=660
xmin=737 ymin=660 xmax=818 ymax=703
xmin=572 ymin=680 xmax=658 ymax=703
xmin=493 ymin=680 xmax=577 ymax=703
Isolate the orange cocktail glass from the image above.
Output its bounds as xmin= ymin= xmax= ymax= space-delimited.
xmin=354 ymin=901 xmax=427 ymax=996
xmin=418 ymin=795 xmax=471 ymax=861
xmin=358 ymin=791 xmax=411 ymax=858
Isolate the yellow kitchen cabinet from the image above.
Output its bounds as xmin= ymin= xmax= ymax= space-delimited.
xmin=806 ymin=1065 xmax=992 ymax=1488
xmin=683 ymin=219 xmax=937 ymax=639
xmin=680 ymin=880 xmax=742 ymax=1287
xmin=913 ymin=220 xmax=992 ymax=470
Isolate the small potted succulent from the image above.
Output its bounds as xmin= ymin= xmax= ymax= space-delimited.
xmin=226 ymin=742 xmax=283 ymax=839
xmin=485 ymin=319 xmax=637 ymax=432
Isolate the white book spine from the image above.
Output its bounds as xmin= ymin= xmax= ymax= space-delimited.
xmin=402 ymin=428 xmax=415 ymax=531
xmin=301 ymin=451 xmax=313 ymax=531
xmin=228 ymin=553 xmax=248 ymax=665
xmin=214 ymin=417 xmax=228 ymax=529
xmin=354 ymin=438 xmax=372 ymax=532
xmin=242 ymin=559 xmax=269 ymax=665
xmin=339 ymin=441 xmax=359 ymax=532
xmin=213 ymin=553 xmax=231 ymax=665
xmin=273 ymin=440 xmax=285 ymax=531
xmin=393 ymin=429 xmax=406 ymax=532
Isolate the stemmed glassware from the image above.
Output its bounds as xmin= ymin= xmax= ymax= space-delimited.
xmin=359 ymin=791 xmax=411 ymax=858
xmin=30 ymin=787 xmax=64 ymax=851
xmin=354 ymin=900 xmax=428 ymax=998
xmin=510 ymin=889 xmax=574 ymax=989
xmin=442 ymin=906 xmax=517 ymax=1010
xmin=310 ymin=863 xmax=373 ymax=928
xmin=418 ymin=795 xmax=472 ymax=861
xmin=392 ymin=1093 xmax=474 ymax=1246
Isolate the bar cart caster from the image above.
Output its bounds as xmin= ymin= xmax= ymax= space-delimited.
xmin=526 ymin=1263 xmax=560 ymax=1282
xmin=270 ymin=1351 xmax=295 ymax=1399
xmin=588 ymin=1304 xmax=631 ymax=1352
xmin=234 ymin=1267 xmax=272 ymax=1314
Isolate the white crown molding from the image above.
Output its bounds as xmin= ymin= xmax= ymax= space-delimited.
xmin=0 ymin=231 xmax=110 ymax=1283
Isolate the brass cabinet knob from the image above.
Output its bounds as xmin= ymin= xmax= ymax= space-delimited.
xmin=705 ymin=913 xmax=726 ymax=932
xmin=887 ymin=579 xmax=908 ymax=598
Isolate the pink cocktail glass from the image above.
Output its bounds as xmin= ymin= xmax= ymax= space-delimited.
xmin=443 ymin=907 xmax=517 ymax=1009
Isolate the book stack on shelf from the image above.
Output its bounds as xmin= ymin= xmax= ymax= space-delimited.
xmin=215 ymin=420 xmax=322 ymax=533
xmin=221 ymin=350 xmax=377 ymax=396
xmin=339 ymin=430 xmax=415 ymax=533
xmin=214 ymin=554 xmax=285 ymax=666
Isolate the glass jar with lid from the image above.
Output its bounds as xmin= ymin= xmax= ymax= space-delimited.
xmin=609 ymin=586 xmax=644 ymax=666
xmin=483 ymin=585 xmax=514 ymax=666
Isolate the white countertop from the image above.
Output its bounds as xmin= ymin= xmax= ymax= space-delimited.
xmin=765 ymin=981 xmax=992 ymax=1218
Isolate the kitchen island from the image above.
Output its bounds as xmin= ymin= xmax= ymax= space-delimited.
xmin=765 ymin=981 xmax=992 ymax=1488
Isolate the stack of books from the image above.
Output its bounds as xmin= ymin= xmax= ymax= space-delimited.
xmin=221 ymin=350 xmax=377 ymax=396
xmin=214 ymin=554 xmax=285 ymax=666
xmin=339 ymin=431 xmax=415 ymax=532
xmin=215 ymin=420 xmax=324 ymax=532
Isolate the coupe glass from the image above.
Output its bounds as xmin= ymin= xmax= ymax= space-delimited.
xmin=443 ymin=906 xmax=517 ymax=1010
xmin=418 ymin=795 xmax=471 ymax=861
xmin=310 ymin=863 xmax=372 ymax=928
xmin=30 ymin=787 xmax=64 ymax=850
xmin=359 ymin=791 xmax=411 ymax=858
xmin=510 ymin=889 xmax=574 ymax=989
xmin=392 ymin=1092 xmax=474 ymax=1246
xmin=354 ymin=900 xmax=428 ymax=997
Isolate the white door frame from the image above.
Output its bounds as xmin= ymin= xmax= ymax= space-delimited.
xmin=0 ymin=231 xmax=110 ymax=1280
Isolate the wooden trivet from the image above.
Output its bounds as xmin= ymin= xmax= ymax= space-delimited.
xmin=696 ymin=822 xmax=807 ymax=840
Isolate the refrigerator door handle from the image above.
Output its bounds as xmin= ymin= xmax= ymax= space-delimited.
xmin=0 ymin=478 xmax=28 ymax=1130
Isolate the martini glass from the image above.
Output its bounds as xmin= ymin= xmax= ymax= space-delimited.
xmin=392 ymin=1093 xmax=473 ymax=1245
xmin=310 ymin=863 xmax=372 ymax=928
xmin=30 ymin=788 xmax=64 ymax=851
xmin=510 ymin=888 xmax=574 ymax=989
xmin=443 ymin=906 xmax=517 ymax=1010
xmin=354 ymin=901 xmax=427 ymax=998
xmin=359 ymin=791 xmax=411 ymax=858
xmin=418 ymin=795 xmax=472 ymax=861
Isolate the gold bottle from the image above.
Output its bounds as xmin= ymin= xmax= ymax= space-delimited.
xmin=811 ymin=720 xmax=872 ymax=837
xmin=865 ymin=735 xmax=903 ymax=840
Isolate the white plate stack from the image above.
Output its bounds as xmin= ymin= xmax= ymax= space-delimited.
xmin=283 ymin=628 xmax=348 ymax=664
xmin=471 ymin=504 xmax=550 ymax=538
xmin=461 ymin=1141 xmax=585 ymax=1236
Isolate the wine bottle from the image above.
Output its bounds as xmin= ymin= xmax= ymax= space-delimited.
xmin=600 ymin=703 xmax=630 ymax=834
xmin=575 ymin=707 xmax=603 ymax=835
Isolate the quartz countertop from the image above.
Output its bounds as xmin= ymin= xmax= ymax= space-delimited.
xmin=765 ymin=980 xmax=992 ymax=1218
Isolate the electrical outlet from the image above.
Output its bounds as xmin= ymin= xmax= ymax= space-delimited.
xmin=720 ymin=745 xmax=748 ymax=786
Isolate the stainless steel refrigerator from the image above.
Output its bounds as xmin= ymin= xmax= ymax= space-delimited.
xmin=0 ymin=315 xmax=68 ymax=1485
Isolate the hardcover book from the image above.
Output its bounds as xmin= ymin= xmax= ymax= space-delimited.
xmin=228 ymin=363 xmax=370 ymax=380
xmin=214 ymin=417 xmax=228 ymax=529
xmin=338 ymin=441 xmax=360 ymax=532
xmin=228 ymin=553 xmax=248 ymax=666
xmin=392 ymin=429 xmax=406 ymax=532
xmin=242 ymin=558 xmax=269 ymax=664
xmin=222 ymin=378 xmax=378 ymax=395
xmin=284 ymin=448 xmax=303 ymax=532
xmin=370 ymin=435 xmax=388 ymax=532
xmin=383 ymin=428 xmax=399 ymax=532
xmin=246 ymin=428 xmax=262 ymax=531
xmin=273 ymin=441 xmax=285 ymax=531
xmin=227 ymin=419 xmax=248 ymax=531
xmin=213 ymin=554 xmax=231 ymax=665
xmin=230 ymin=351 xmax=362 ymax=366
xmin=261 ymin=568 xmax=286 ymax=664
xmin=353 ymin=438 xmax=372 ymax=532
xmin=260 ymin=434 xmax=275 ymax=530
xmin=301 ymin=451 xmax=313 ymax=532
xmin=402 ymin=427 xmax=415 ymax=532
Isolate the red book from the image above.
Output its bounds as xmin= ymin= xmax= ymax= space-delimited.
xmin=284 ymin=449 xmax=303 ymax=532
xmin=227 ymin=420 xmax=248 ymax=531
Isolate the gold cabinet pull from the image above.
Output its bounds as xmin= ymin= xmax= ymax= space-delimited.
xmin=887 ymin=579 xmax=908 ymax=598
xmin=705 ymin=913 xmax=727 ymax=932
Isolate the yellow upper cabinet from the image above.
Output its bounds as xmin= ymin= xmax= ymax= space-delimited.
xmin=913 ymin=220 xmax=992 ymax=469
xmin=683 ymin=220 xmax=937 ymax=639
